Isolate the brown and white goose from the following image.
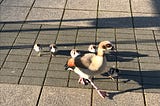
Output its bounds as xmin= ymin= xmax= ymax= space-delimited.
xmin=65 ymin=41 xmax=114 ymax=98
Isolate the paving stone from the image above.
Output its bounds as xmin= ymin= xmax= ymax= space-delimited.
xmin=38 ymin=33 xmax=57 ymax=40
xmin=116 ymin=28 xmax=134 ymax=34
xmin=140 ymin=63 xmax=160 ymax=70
xmin=47 ymin=71 xmax=69 ymax=79
xmin=1 ymin=0 xmax=34 ymax=6
xmin=20 ymin=77 xmax=44 ymax=85
xmin=0 ymin=84 xmax=41 ymax=106
xmin=15 ymin=38 xmax=35 ymax=44
xmin=131 ymin=0 xmax=160 ymax=14
xmin=49 ymin=63 xmax=65 ymax=71
xmin=2 ymin=24 xmax=22 ymax=30
xmin=141 ymin=70 xmax=160 ymax=77
xmin=133 ymin=13 xmax=160 ymax=30
xmin=99 ymin=0 xmax=130 ymax=12
xmin=116 ymin=33 xmax=135 ymax=39
xmin=27 ymin=8 xmax=63 ymax=25
xmin=18 ymin=32 xmax=38 ymax=39
xmin=117 ymin=43 xmax=137 ymax=50
xmin=68 ymin=79 xmax=92 ymax=89
xmin=6 ymin=55 xmax=28 ymax=62
xmin=0 ymin=6 xmax=29 ymax=22
xmin=98 ymin=11 xmax=132 ymax=28
xmin=44 ymin=78 xmax=67 ymax=87
xmin=0 ymin=68 xmax=22 ymax=76
xmin=143 ymin=77 xmax=160 ymax=85
xmin=66 ymin=0 xmax=97 ymax=10
xmin=94 ymin=80 xmax=117 ymax=91
xmin=28 ymin=56 xmax=50 ymax=63
xmin=118 ymin=61 xmax=139 ymax=69
xmin=20 ymin=24 xmax=41 ymax=33
xmin=138 ymin=50 xmax=159 ymax=57
xmin=26 ymin=62 xmax=48 ymax=70
xmin=118 ymin=82 xmax=143 ymax=92
xmin=143 ymin=84 xmax=160 ymax=93
xmin=62 ymin=10 xmax=96 ymax=27
xmin=135 ymin=29 xmax=154 ymax=35
xmin=38 ymin=86 xmax=91 ymax=106
xmin=3 ymin=61 xmax=26 ymax=69
xmin=34 ymin=0 xmax=66 ymax=8
xmin=93 ymin=90 xmax=144 ymax=106
xmin=137 ymin=44 xmax=158 ymax=51
xmin=139 ymin=56 xmax=160 ymax=63
xmin=145 ymin=93 xmax=160 ymax=106
xmin=0 ymin=76 xmax=19 ymax=84
xmin=23 ymin=70 xmax=46 ymax=77
xmin=9 ymin=48 xmax=32 ymax=55
xmin=50 ymin=57 xmax=68 ymax=64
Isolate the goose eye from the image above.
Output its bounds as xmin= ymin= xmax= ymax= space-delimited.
xmin=106 ymin=44 xmax=112 ymax=48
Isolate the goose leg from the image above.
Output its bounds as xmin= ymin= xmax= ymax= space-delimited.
xmin=78 ymin=77 xmax=89 ymax=85
xmin=88 ymin=79 xmax=107 ymax=98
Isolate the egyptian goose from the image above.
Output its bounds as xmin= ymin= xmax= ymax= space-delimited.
xmin=65 ymin=41 xmax=114 ymax=98
xmin=34 ymin=44 xmax=42 ymax=56
xmin=49 ymin=44 xmax=57 ymax=56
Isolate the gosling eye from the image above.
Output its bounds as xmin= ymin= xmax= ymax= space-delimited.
xmin=102 ymin=45 xmax=106 ymax=49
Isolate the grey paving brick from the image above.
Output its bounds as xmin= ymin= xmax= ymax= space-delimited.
xmin=133 ymin=13 xmax=160 ymax=30
xmin=138 ymin=50 xmax=159 ymax=57
xmin=47 ymin=71 xmax=69 ymax=79
xmin=118 ymin=82 xmax=143 ymax=92
xmin=137 ymin=44 xmax=157 ymax=51
xmin=50 ymin=57 xmax=68 ymax=64
xmin=23 ymin=70 xmax=46 ymax=77
xmin=1 ymin=0 xmax=34 ymax=6
xmin=0 ymin=6 xmax=29 ymax=22
xmin=140 ymin=63 xmax=160 ymax=70
xmin=68 ymin=79 xmax=92 ymax=89
xmin=139 ymin=56 xmax=160 ymax=63
xmin=2 ymin=61 xmax=26 ymax=69
xmin=49 ymin=63 xmax=65 ymax=71
xmin=38 ymin=86 xmax=91 ymax=106
xmin=131 ymin=0 xmax=160 ymax=14
xmin=99 ymin=0 xmax=130 ymax=12
xmin=62 ymin=10 xmax=96 ymax=27
xmin=18 ymin=32 xmax=38 ymax=39
xmin=66 ymin=0 xmax=98 ymax=10
xmin=28 ymin=56 xmax=50 ymax=63
xmin=98 ymin=11 xmax=132 ymax=28
xmin=118 ymin=61 xmax=139 ymax=69
xmin=0 ymin=76 xmax=19 ymax=84
xmin=94 ymin=81 xmax=117 ymax=91
xmin=143 ymin=84 xmax=160 ymax=93
xmin=26 ymin=62 xmax=48 ymax=70
xmin=116 ymin=28 xmax=134 ymax=34
xmin=15 ymin=38 xmax=35 ymax=44
xmin=38 ymin=33 xmax=57 ymax=40
xmin=20 ymin=77 xmax=44 ymax=85
xmin=27 ymin=8 xmax=63 ymax=25
xmin=145 ymin=93 xmax=160 ymax=106
xmin=6 ymin=55 xmax=28 ymax=62
xmin=0 ymin=68 xmax=22 ymax=76
xmin=116 ymin=33 xmax=135 ymax=39
xmin=2 ymin=24 xmax=22 ymax=30
xmin=0 ymin=84 xmax=41 ymax=106
xmin=9 ymin=48 xmax=32 ymax=55
xmin=93 ymin=90 xmax=144 ymax=106
xmin=34 ymin=0 xmax=66 ymax=8
xmin=44 ymin=78 xmax=67 ymax=87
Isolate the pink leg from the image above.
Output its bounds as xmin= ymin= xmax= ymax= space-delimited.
xmin=88 ymin=79 xmax=107 ymax=98
xmin=78 ymin=77 xmax=89 ymax=85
